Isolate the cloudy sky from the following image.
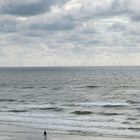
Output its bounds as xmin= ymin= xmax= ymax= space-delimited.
xmin=0 ymin=0 xmax=140 ymax=66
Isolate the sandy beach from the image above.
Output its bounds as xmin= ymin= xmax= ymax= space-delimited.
xmin=48 ymin=135 xmax=140 ymax=140
xmin=0 ymin=124 xmax=139 ymax=140
xmin=1 ymin=133 xmax=140 ymax=140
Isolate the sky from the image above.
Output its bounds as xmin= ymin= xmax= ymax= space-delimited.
xmin=0 ymin=0 xmax=140 ymax=66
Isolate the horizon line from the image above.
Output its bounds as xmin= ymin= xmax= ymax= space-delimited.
xmin=0 ymin=65 xmax=140 ymax=68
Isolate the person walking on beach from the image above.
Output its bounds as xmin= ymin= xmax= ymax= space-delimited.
xmin=44 ymin=131 xmax=47 ymax=140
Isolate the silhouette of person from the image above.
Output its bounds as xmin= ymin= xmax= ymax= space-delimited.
xmin=44 ymin=131 xmax=47 ymax=140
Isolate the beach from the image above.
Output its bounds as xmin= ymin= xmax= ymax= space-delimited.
xmin=0 ymin=124 xmax=139 ymax=140
xmin=1 ymin=133 xmax=140 ymax=140
xmin=1 ymin=132 xmax=140 ymax=140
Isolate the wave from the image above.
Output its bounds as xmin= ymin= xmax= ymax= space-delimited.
xmin=136 ymin=122 xmax=140 ymax=124
xmin=79 ymin=85 xmax=100 ymax=89
xmin=103 ymin=104 xmax=127 ymax=108
xmin=26 ymin=104 xmax=64 ymax=112
xmin=0 ymin=112 xmax=140 ymax=138
xmin=19 ymin=100 xmax=25 ymax=103
xmin=128 ymin=127 xmax=140 ymax=131
xmin=40 ymin=86 xmax=47 ymax=89
xmin=15 ymin=86 xmax=47 ymax=89
xmin=20 ymin=86 xmax=34 ymax=89
xmin=127 ymin=100 xmax=140 ymax=104
xmin=99 ymin=112 xmax=124 ymax=116
xmin=67 ymin=102 xmax=129 ymax=108
xmin=120 ymin=85 xmax=136 ymax=88
xmin=136 ymin=108 xmax=140 ymax=111
xmin=121 ymin=121 xmax=132 ymax=125
xmin=37 ymin=107 xmax=63 ymax=112
xmin=127 ymin=117 xmax=137 ymax=121
xmin=52 ymin=87 xmax=63 ymax=90
xmin=8 ymin=110 xmax=28 ymax=113
xmin=0 ymin=99 xmax=15 ymax=102
xmin=72 ymin=111 xmax=93 ymax=115
xmin=78 ymin=85 xmax=136 ymax=89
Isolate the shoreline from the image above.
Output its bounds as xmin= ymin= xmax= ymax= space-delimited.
xmin=49 ymin=135 xmax=140 ymax=140
xmin=0 ymin=124 xmax=139 ymax=140
xmin=1 ymin=134 xmax=140 ymax=140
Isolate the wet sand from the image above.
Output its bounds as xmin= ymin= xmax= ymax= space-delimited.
xmin=48 ymin=135 xmax=140 ymax=140
xmin=0 ymin=124 xmax=139 ymax=140
xmin=1 ymin=134 xmax=140 ymax=140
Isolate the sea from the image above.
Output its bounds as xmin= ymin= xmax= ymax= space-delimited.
xmin=0 ymin=66 xmax=139 ymax=138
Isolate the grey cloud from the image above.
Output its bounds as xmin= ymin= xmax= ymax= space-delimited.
xmin=100 ymin=0 xmax=127 ymax=17
xmin=131 ymin=15 xmax=140 ymax=22
xmin=107 ymin=23 xmax=127 ymax=32
xmin=30 ymin=20 xmax=76 ymax=31
xmin=109 ymin=0 xmax=128 ymax=15
xmin=68 ymin=0 xmax=140 ymax=22
xmin=99 ymin=0 xmax=140 ymax=22
xmin=30 ymin=15 xmax=77 ymax=31
xmin=79 ymin=26 xmax=97 ymax=34
xmin=0 ymin=18 xmax=18 ymax=33
xmin=0 ymin=0 xmax=69 ymax=16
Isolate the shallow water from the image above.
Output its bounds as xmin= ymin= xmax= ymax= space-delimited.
xmin=0 ymin=66 xmax=140 ymax=138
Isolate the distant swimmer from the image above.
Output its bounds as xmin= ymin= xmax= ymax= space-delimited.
xmin=44 ymin=131 xmax=47 ymax=140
